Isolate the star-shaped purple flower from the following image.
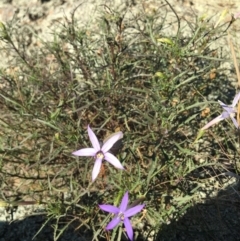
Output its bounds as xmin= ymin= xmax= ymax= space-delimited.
xmin=99 ymin=191 xmax=145 ymax=241
xmin=201 ymin=92 xmax=240 ymax=130
xmin=72 ymin=125 xmax=124 ymax=182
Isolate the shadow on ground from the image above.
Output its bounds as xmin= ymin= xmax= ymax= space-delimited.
xmin=154 ymin=179 xmax=240 ymax=241
xmin=0 ymin=214 xmax=92 ymax=241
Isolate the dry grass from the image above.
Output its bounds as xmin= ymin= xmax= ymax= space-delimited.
xmin=0 ymin=2 xmax=239 ymax=241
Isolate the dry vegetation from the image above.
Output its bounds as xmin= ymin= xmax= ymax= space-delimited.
xmin=0 ymin=1 xmax=239 ymax=240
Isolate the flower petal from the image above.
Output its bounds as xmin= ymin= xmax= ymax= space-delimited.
xmin=221 ymin=111 xmax=231 ymax=119
xmin=218 ymin=100 xmax=228 ymax=108
xmin=230 ymin=115 xmax=239 ymax=128
xmin=101 ymin=131 xmax=123 ymax=153
xmin=72 ymin=148 xmax=96 ymax=156
xmin=124 ymin=204 xmax=145 ymax=218
xmin=232 ymin=92 xmax=240 ymax=107
xmin=219 ymin=101 xmax=235 ymax=114
xmin=223 ymin=107 xmax=235 ymax=114
xmin=88 ymin=125 xmax=100 ymax=151
xmin=123 ymin=218 xmax=133 ymax=241
xmin=104 ymin=152 xmax=124 ymax=169
xmin=106 ymin=216 xmax=121 ymax=230
xmin=92 ymin=158 xmax=102 ymax=182
xmin=103 ymin=132 xmax=123 ymax=144
xmin=99 ymin=204 xmax=119 ymax=214
xmin=119 ymin=191 xmax=129 ymax=212
xmin=201 ymin=114 xmax=226 ymax=130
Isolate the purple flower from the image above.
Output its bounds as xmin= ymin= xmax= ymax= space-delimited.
xmin=201 ymin=92 xmax=240 ymax=130
xmin=72 ymin=125 xmax=124 ymax=182
xmin=99 ymin=191 xmax=145 ymax=241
